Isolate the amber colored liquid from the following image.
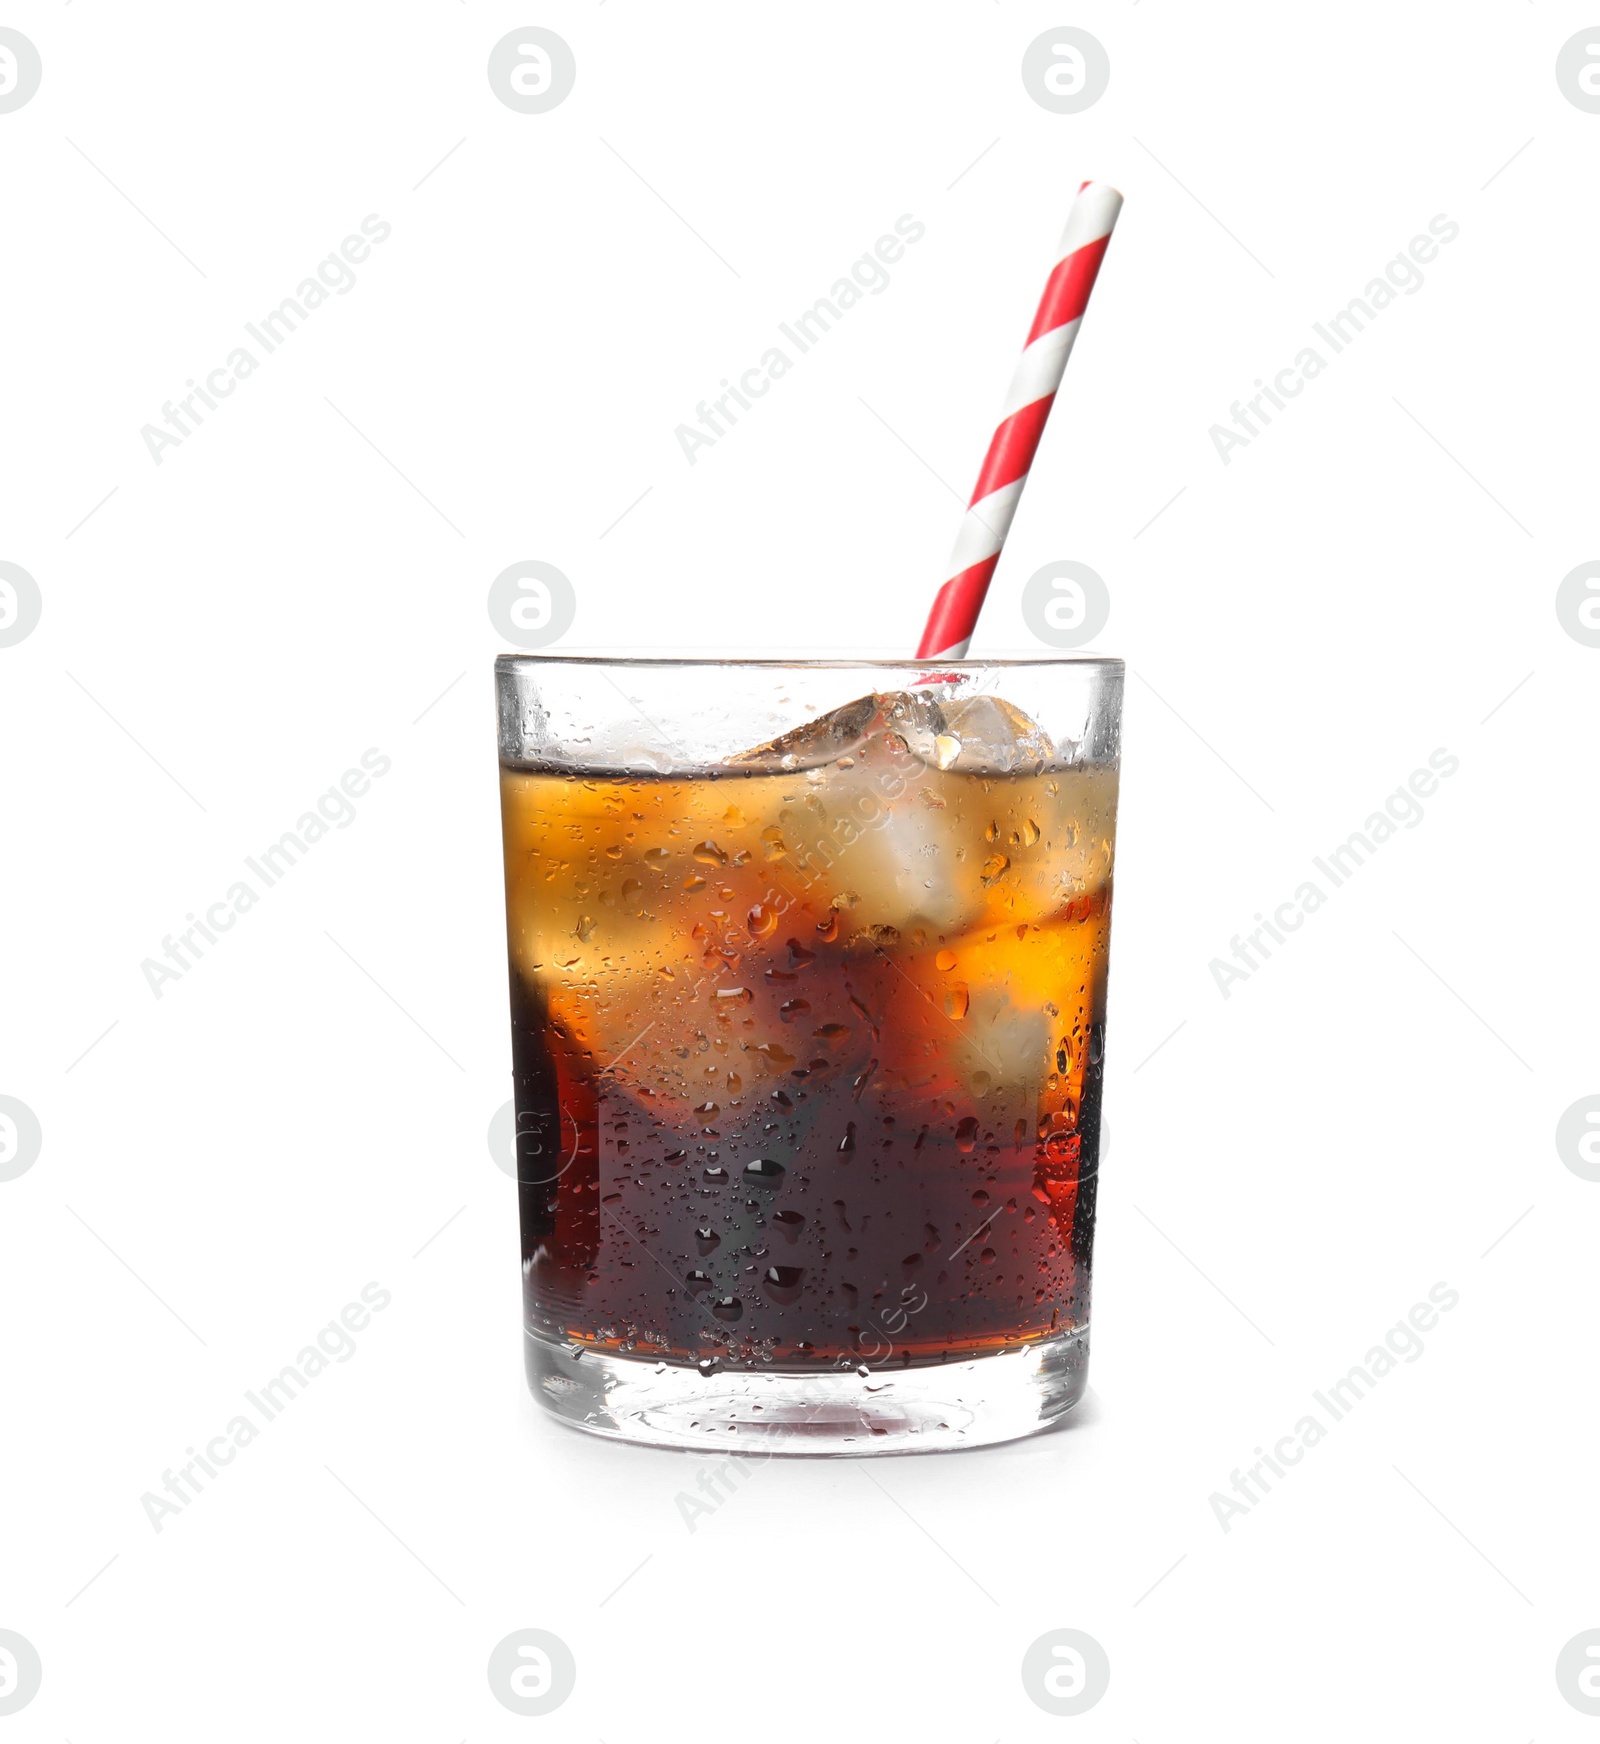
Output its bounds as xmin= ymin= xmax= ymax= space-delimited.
xmin=500 ymin=729 xmax=1116 ymax=1370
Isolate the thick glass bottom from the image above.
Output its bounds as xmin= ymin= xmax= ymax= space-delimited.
xmin=526 ymin=1327 xmax=1088 ymax=1455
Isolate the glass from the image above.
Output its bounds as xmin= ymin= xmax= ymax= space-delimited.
xmin=496 ymin=655 xmax=1123 ymax=1453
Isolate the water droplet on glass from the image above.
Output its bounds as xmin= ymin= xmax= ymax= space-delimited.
xmin=763 ymin=1265 xmax=804 ymax=1304
xmin=743 ymin=1157 xmax=786 ymax=1185
xmin=712 ymin=1295 xmax=744 ymax=1322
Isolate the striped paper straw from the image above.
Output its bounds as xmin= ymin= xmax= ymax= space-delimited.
xmin=915 ymin=180 xmax=1123 ymax=660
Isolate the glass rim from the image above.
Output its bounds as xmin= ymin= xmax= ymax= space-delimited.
xmin=494 ymin=651 xmax=1124 ymax=672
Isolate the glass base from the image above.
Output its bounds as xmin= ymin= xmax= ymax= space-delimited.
xmin=526 ymin=1328 xmax=1088 ymax=1456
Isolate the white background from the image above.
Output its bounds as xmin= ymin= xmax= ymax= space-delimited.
xmin=2 ymin=3 xmax=1597 ymax=1737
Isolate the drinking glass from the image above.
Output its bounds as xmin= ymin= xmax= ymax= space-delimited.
xmin=497 ymin=654 xmax=1123 ymax=1453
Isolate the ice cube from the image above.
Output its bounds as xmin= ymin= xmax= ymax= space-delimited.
xmin=726 ymin=691 xmax=1073 ymax=939
xmin=727 ymin=694 xmax=881 ymax=772
xmin=797 ymin=783 xmax=985 ymax=934
xmin=936 ymin=695 xmax=1055 ymax=775
xmin=726 ymin=690 xmax=956 ymax=773
xmin=963 ymin=987 xmax=1052 ymax=1094
xmin=877 ymin=690 xmax=949 ymax=763
xmin=760 ymin=711 xmax=987 ymax=935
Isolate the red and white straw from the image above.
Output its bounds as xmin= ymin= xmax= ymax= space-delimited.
xmin=916 ymin=180 xmax=1123 ymax=661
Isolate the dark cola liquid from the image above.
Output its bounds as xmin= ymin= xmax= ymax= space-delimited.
xmin=501 ymin=744 xmax=1115 ymax=1371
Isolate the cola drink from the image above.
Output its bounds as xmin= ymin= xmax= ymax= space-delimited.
xmin=498 ymin=673 xmax=1121 ymax=1450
